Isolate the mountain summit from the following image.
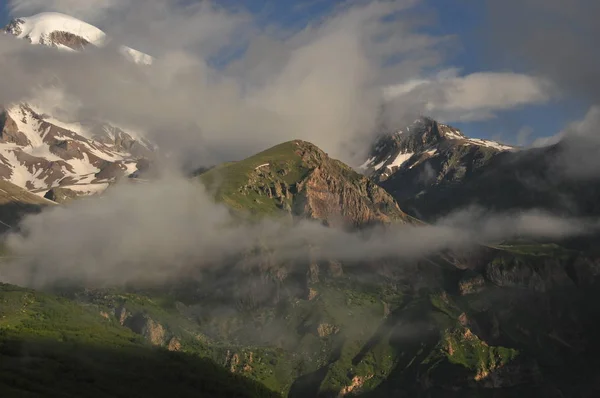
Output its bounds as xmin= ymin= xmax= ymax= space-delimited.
xmin=361 ymin=118 xmax=515 ymax=216
xmin=199 ymin=140 xmax=411 ymax=227
xmin=5 ymin=12 xmax=106 ymax=49
xmin=4 ymin=12 xmax=153 ymax=63
xmin=361 ymin=117 xmax=514 ymax=182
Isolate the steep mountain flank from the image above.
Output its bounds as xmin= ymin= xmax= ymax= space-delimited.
xmin=360 ymin=118 xmax=514 ymax=217
xmin=0 ymin=104 xmax=151 ymax=196
xmin=362 ymin=118 xmax=513 ymax=182
xmin=199 ymin=140 xmax=411 ymax=227
xmin=393 ymin=140 xmax=600 ymax=221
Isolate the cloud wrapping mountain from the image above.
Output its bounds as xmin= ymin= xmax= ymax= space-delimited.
xmin=2 ymin=173 xmax=596 ymax=288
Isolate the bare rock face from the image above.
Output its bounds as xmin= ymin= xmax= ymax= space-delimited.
xmin=0 ymin=104 xmax=153 ymax=195
xmin=0 ymin=111 xmax=30 ymax=146
xmin=115 ymin=306 xmax=130 ymax=326
xmin=485 ymin=255 xmax=574 ymax=292
xmin=95 ymin=162 xmax=128 ymax=180
xmin=288 ymin=141 xmax=411 ymax=227
xmin=296 ymin=166 xmax=404 ymax=227
xmin=295 ymin=143 xmax=406 ymax=226
xmin=4 ymin=18 xmax=24 ymax=36
xmin=167 ymin=337 xmax=182 ymax=352
xmin=48 ymin=31 xmax=90 ymax=49
xmin=338 ymin=375 xmax=373 ymax=397
xmin=44 ymin=187 xmax=80 ymax=204
xmin=459 ymin=273 xmax=486 ymax=295
xmin=123 ymin=313 xmax=167 ymax=346
xmin=317 ymin=323 xmax=339 ymax=337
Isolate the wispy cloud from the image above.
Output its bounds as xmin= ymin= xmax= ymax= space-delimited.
xmin=383 ymin=69 xmax=555 ymax=123
xmin=2 ymin=174 xmax=595 ymax=289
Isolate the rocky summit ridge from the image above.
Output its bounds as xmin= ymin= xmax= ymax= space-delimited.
xmin=199 ymin=140 xmax=411 ymax=227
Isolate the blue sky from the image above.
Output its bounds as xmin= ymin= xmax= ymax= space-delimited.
xmin=400 ymin=0 xmax=586 ymax=145
xmin=222 ymin=0 xmax=588 ymax=145
xmin=0 ymin=0 xmax=588 ymax=146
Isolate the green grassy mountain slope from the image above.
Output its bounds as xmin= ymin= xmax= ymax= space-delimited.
xmin=68 ymin=241 xmax=600 ymax=397
xmin=0 ymin=283 xmax=279 ymax=398
xmin=199 ymin=140 xmax=410 ymax=226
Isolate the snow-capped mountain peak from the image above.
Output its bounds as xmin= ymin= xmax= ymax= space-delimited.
xmin=0 ymin=13 xmax=156 ymax=201
xmin=4 ymin=12 xmax=153 ymax=64
xmin=361 ymin=117 xmax=515 ymax=181
xmin=5 ymin=12 xmax=106 ymax=49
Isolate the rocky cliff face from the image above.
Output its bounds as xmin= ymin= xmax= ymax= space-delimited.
xmin=46 ymin=30 xmax=91 ymax=50
xmin=362 ymin=118 xmax=513 ymax=182
xmin=200 ymin=140 xmax=411 ymax=227
xmin=0 ymin=103 xmax=153 ymax=198
xmin=0 ymin=111 xmax=30 ymax=146
xmin=394 ymin=140 xmax=600 ymax=221
xmin=360 ymin=118 xmax=514 ymax=218
xmin=44 ymin=187 xmax=80 ymax=204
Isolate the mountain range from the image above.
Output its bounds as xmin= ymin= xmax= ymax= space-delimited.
xmin=1 ymin=11 xmax=600 ymax=398
xmin=1 ymin=12 xmax=154 ymax=203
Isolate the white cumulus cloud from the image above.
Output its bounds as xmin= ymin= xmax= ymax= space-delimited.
xmin=384 ymin=69 xmax=556 ymax=123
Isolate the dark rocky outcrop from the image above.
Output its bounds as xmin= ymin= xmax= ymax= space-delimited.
xmin=95 ymin=162 xmax=127 ymax=180
xmin=44 ymin=187 xmax=80 ymax=204
xmin=48 ymin=31 xmax=90 ymax=49
xmin=0 ymin=111 xmax=30 ymax=146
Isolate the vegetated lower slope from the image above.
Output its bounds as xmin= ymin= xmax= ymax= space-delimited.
xmin=49 ymin=240 xmax=600 ymax=397
xmin=0 ymin=283 xmax=279 ymax=398
xmin=199 ymin=140 xmax=411 ymax=227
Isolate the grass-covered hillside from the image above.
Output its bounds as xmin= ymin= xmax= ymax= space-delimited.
xmin=0 ymin=283 xmax=279 ymax=398
xmin=198 ymin=140 xmax=410 ymax=226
